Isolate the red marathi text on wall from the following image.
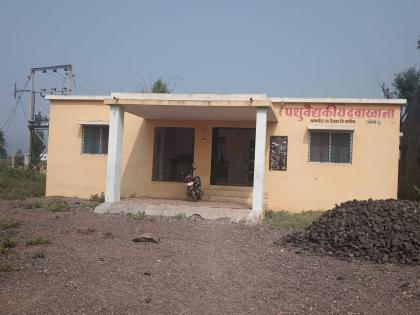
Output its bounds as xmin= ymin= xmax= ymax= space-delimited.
xmin=281 ymin=104 xmax=395 ymax=121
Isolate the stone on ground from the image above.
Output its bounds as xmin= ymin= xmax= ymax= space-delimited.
xmin=279 ymin=199 xmax=420 ymax=265
xmin=132 ymin=233 xmax=160 ymax=243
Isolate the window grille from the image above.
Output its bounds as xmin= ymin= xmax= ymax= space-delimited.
xmin=309 ymin=131 xmax=352 ymax=164
xmin=81 ymin=125 xmax=109 ymax=154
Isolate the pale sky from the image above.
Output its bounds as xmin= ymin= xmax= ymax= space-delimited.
xmin=1 ymin=0 xmax=419 ymax=153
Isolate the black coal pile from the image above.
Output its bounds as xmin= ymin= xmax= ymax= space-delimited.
xmin=280 ymin=199 xmax=420 ymax=265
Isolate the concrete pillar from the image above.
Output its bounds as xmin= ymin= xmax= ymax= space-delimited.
xmin=105 ymin=105 xmax=124 ymax=203
xmin=248 ymin=107 xmax=267 ymax=224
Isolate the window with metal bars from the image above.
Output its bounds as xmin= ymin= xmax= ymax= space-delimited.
xmin=81 ymin=125 xmax=109 ymax=154
xmin=152 ymin=127 xmax=195 ymax=181
xmin=308 ymin=131 xmax=352 ymax=164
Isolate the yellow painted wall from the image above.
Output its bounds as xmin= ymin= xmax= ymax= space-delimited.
xmin=46 ymin=100 xmax=400 ymax=212
xmin=46 ymin=101 xmax=108 ymax=198
xmin=265 ymin=102 xmax=400 ymax=211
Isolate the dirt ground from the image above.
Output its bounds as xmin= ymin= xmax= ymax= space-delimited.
xmin=0 ymin=198 xmax=419 ymax=315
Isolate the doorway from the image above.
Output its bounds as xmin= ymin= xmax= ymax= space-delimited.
xmin=210 ymin=128 xmax=255 ymax=186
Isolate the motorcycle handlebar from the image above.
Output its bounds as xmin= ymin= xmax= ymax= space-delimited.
xmin=180 ymin=166 xmax=197 ymax=178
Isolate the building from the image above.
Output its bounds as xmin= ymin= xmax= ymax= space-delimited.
xmin=45 ymin=93 xmax=405 ymax=222
xmin=399 ymin=88 xmax=420 ymax=200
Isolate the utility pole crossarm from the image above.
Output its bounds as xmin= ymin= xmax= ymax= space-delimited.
xmin=30 ymin=64 xmax=72 ymax=72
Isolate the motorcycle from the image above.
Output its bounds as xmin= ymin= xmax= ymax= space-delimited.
xmin=182 ymin=166 xmax=202 ymax=201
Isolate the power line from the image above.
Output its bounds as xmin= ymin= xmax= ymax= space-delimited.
xmin=50 ymin=71 xmax=94 ymax=94
xmin=45 ymin=71 xmax=107 ymax=95
xmin=72 ymin=77 xmax=78 ymax=94
xmin=18 ymin=96 xmax=28 ymax=121
xmin=72 ymin=76 xmax=95 ymax=94
xmin=1 ymin=107 xmax=15 ymax=131
xmin=1 ymin=77 xmax=30 ymax=132
xmin=2 ymin=91 xmax=29 ymax=133
xmin=73 ymin=74 xmax=107 ymax=94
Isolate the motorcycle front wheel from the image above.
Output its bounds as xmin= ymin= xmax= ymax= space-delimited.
xmin=190 ymin=190 xmax=199 ymax=201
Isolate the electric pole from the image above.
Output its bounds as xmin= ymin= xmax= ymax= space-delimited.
xmin=24 ymin=64 xmax=73 ymax=167
xmin=25 ymin=70 xmax=35 ymax=167
xmin=67 ymin=66 xmax=73 ymax=95
xmin=12 ymin=83 xmax=17 ymax=168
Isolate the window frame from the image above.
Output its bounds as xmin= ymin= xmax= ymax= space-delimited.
xmin=308 ymin=130 xmax=353 ymax=164
xmin=81 ymin=124 xmax=109 ymax=155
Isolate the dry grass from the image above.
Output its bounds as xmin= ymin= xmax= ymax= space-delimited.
xmin=45 ymin=199 xmax=70 ymax=212
xmin=32 ymin=251 xmax=46 ymax=259
xmin=24 ymin=201 xmax=43 ymax=209
xmin=0 ymin=165 xmax=45 ymax=200
xmin=264 ymin=210 xmax=323 ymax=229
xmin=0 ymin=218 xmax=20 ymax=230
xmin=128 ymin=211 xmax=147 ymax=220
xmin=26 ymin=236 xmax=50 ymax=246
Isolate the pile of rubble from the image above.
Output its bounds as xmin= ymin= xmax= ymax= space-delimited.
xmin=280 ymin=199 xmax=420 ymax=265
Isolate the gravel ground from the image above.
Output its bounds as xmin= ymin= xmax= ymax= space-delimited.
xmin=0 ymin=197 xmax=419 ymax=315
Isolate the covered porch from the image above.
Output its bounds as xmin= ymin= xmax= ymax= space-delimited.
xmin=96 ymin=93 xmax=278 ymax=224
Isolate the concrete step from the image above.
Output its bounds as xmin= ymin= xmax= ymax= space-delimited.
xmin=204 ymin=190 xmax=269 ymax=198
xmin=204 ymin=186 xmax=268 ymax=198
xmin=95 ymin=199 xmax=251 ymax=223
xmin=205 ymin=189 xmax=252 ymax=198
xmin=201 ymin=185 xmax=269 ymax=209
xmin=203 ymin=195 xmax=268 ymax=206
xmin=204 ymin=185 xmax=253 ymax=192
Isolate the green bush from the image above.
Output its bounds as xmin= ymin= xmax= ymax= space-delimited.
xmin=89 ymin=192 xmax=105 ymax=203
xmin=24 ymin=201 xmax=43 ymax=209
xmin=1 ymin=237 xmax=15 ymax=248
xmin=0 ymin=218 xmax=19 ymax=254
xmin=0 ymin=218 xmax=20 ymax=230
xmin=46 ymin=199 xmax=70 ymax=212
xmin=0 ymin=236 xmax=15 ymax=253
xmin=0 ymin=165 xmax=45 ymax=200
xmin=32 ymin=251 xmax=46 ymax=259
xmin=264 ymin=210 xmax=323 ymax=230
xmin=26 ymin=236 xmax=50 ymax=246
xmin=128 ymin=211 xmax=146 ymax=220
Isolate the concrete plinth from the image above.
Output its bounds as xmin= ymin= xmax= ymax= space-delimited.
xmin=94 ymin=198 xmax=251 ymax=223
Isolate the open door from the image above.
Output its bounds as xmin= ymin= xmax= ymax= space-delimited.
xmin=210 ymin=128 xmax=255 ymax=186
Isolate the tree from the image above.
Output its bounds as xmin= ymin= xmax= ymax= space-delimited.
xmin=380 ymin=67 xmax=420 ymax=122
xmin=380 ymin=67 xmax=420 ymax=103
xmin=392 ymin=67 xmax=420 ymax=104
xmin=379 ymin=36 xmax=420 ymax=122
xmin=0 ymin=130 xmax=7 ymax=159
xmin=381 ymin=36 xmax=420 ymax=98
xmin=140 ymin=78 xmax=172 ymax=93
xmin=31 ymin=131 xmax=45 ymax=165
xmin=151 ymin=78 xmax=171 ymax=93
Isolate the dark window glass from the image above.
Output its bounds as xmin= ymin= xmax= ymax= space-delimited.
xmin=309 ymin=131 xmax=352 ymax=164
xmin=309 ymin=133 xmax=330 ymax=163
xmin=81 ymin=125 xmax=109 ymax=154
xmin=331 ymin=133 xmax=352 ymax=163
xmin=152 ymin=127 xmax=195 ymax=181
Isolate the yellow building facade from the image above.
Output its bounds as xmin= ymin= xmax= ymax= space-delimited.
xmin=46 ymin=93 xmax=404 ymax=216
